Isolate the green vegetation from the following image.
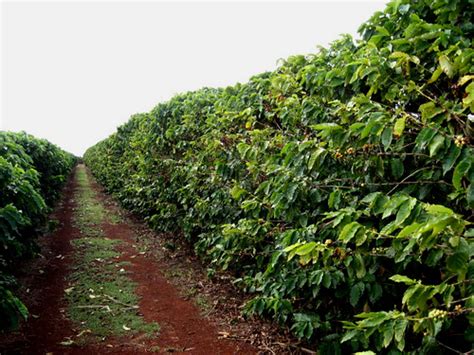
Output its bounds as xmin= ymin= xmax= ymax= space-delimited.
xmin=84 ymin=0 xmax=473 ymax=352
xmin=163 ymin=266 xmax=212 ymax=315
xmin=67 ymin=166 xmax=159 ymax=342
xmin=73 ymin=167 xmax=104 ymax=237
xmin=0 ymin=131 xmax=75 ymax=331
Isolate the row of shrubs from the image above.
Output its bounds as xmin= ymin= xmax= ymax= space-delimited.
xmin=0 ymin=131 xmax=76 ymax=330
xmin=84 ymin=0 xmax=473 ymax=353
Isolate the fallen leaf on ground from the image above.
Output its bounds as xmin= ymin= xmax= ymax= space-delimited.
xmin=59 ymin=339 xmax=74 ymax=346
xmin=218 ymin=331 xmax=230 ymax=338
xmin=76 ymin=329 xmax=91 ymax=337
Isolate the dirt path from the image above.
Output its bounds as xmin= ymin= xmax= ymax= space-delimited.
xmin=0 ymin=165 xmax=257 ymax=354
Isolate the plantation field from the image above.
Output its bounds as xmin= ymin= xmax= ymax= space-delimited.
xmin=1 ymin=0 xmax=473 ymax=353
xmin=84 ymin=0 xmax=473 ymax=353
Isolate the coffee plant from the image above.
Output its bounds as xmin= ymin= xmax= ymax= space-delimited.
xmin=84 ymin=0 xmax=473 ymax=352
xmin=0 ymin=131 xmax=75 ymax=330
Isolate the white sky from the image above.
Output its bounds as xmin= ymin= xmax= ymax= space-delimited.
xmin=1 ymin=0 xmax=388 ymax=156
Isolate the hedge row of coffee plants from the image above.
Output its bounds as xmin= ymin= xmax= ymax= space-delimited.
xmin=84 ymin=0 xmax=473 ymax=352
xmin=0 ymin=131 xmax=76 ymax=330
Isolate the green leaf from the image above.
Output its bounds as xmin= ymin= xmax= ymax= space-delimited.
xmin=328 ymin=190 xmax=342 ymax=209
xmin=382 ymin=324 xmax=394 ymax=348
xmin=397 ymin=222 xmax=421 ymax=238
xmin=339 ymin=222 xmax=362 ymax=243
xmin=354 ymin=253 xmax=366 ymax=279
xmin=427 ymin=66 xmax=443 ymax=84
xmin=390 ymin=274 xmax=417 ymax=285
xmin=230 ymin=185 xmax=246 ymax=200
xmin=415 ymin=127 xmax=437 ymax=150
xmin=308 ymin=147 xmax=326 ymax=170
xmin=394 ymin=198 xmax=416 ymax=225
xmin=442 ymin=143 xmax=461 ymax=175
xmin=356 ymin=311 xmax=388 ymax=327
xmin=375 ymin=26 xmax=390 ymax=37
xmin=350 ymin=282 xmax=365 ymax=307
xmin=458 ymin=75 xmax=474 ymax=86
xmin=381 ymin=127 xmax=393 ymax=150
xmin=463 ymin=82 xmax=474 ymax=109
xmin=341 ymin=329 xmax=358 ymax=343
xmin=361 ymin=192 xmax=382 ymax=204
xmin=419 ymin=102 xmax=444 ymax=122
xmin=361 ymin=118 xmax=382 ymax=139
xmin=394 ymin=319 xmax=408 ymax=351
xmin=446 ymin=252 xmax=468 ymax=274
xmin=283 ymin=242 xmax=302 ymax=253
xmin=295 ymin=242 xmax=317 ymax=256
xmin=390 ymin=158 xmax=404 ymax=179
xmin=439 ymin=55 xmax=454 ymax=78
xmin=424 ymin=204 xmax=454 ymax=215
xmin=311 ymin=270 xmax=324 ymax=286
xmin=311 ymin=123 xmax=343 ymax=131
xmin=464 ymin=229 xmax=474 ymax=237
xmin=298 ymin=140 xmax=314 ymax=152
xmin=382 ymin=194 xmax=408 ymax=219
xmin=236 ymin=142 xmax=251 ymax=158
xmin=369 ymin=283 xmax=383 ymax=303
xmin=393 ymin=116 xmax=406 ymax=136
xmin=286 ymin=182 xmax=298 ymax=202
xmin=453 ymin=158 xmax=472 ymax=190
xmin=398 ymin=3 xmax=410 ymax=14
xmin=299 ymin=253 xmax=313 ymax=266
xmin=390 ymin=51 xmax=410 ymax=60
xmin=467 ymin=184 xmax=474 ymax=208
xmin=322 ymin=272 xmax=332 ymax=288
xmin=428 ymin=134 xmax=445 ymax=157
xmin=355 ymin=229 xmax=368 ymax=247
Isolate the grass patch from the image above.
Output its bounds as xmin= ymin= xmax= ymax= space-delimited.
xmin=107 ymin=212 xmax=123 ymax=225
xmin=66 ymin=166 xmax=159 ymax=342
xmin=72 ymin=167 xmax=105 ymax=235
xmin=163 ymin=266 xmax=212 ymax=315
xmin=67 ymin=260 xmax=159 ymax=339
xmin=71 ymin=237 xmax=120 ymax=264
xmin=195 ymin=295 xmax=211 ymax=313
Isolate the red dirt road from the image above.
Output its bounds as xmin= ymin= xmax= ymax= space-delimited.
xmin=0 ymin=166 xmax=257 ymax=354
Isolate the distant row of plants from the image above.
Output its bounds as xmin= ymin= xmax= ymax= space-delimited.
xmin=84 ymin=0 xmax=473 ymax=353
xmin=0 ymin=131 xmax=75 ymax=330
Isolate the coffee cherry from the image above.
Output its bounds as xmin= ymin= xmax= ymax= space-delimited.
xmin=454 ymin=135 xmax=467 ymax=147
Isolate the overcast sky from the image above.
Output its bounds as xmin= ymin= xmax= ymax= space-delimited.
xmin=1 ymin=0 xmax=388 ymax=156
